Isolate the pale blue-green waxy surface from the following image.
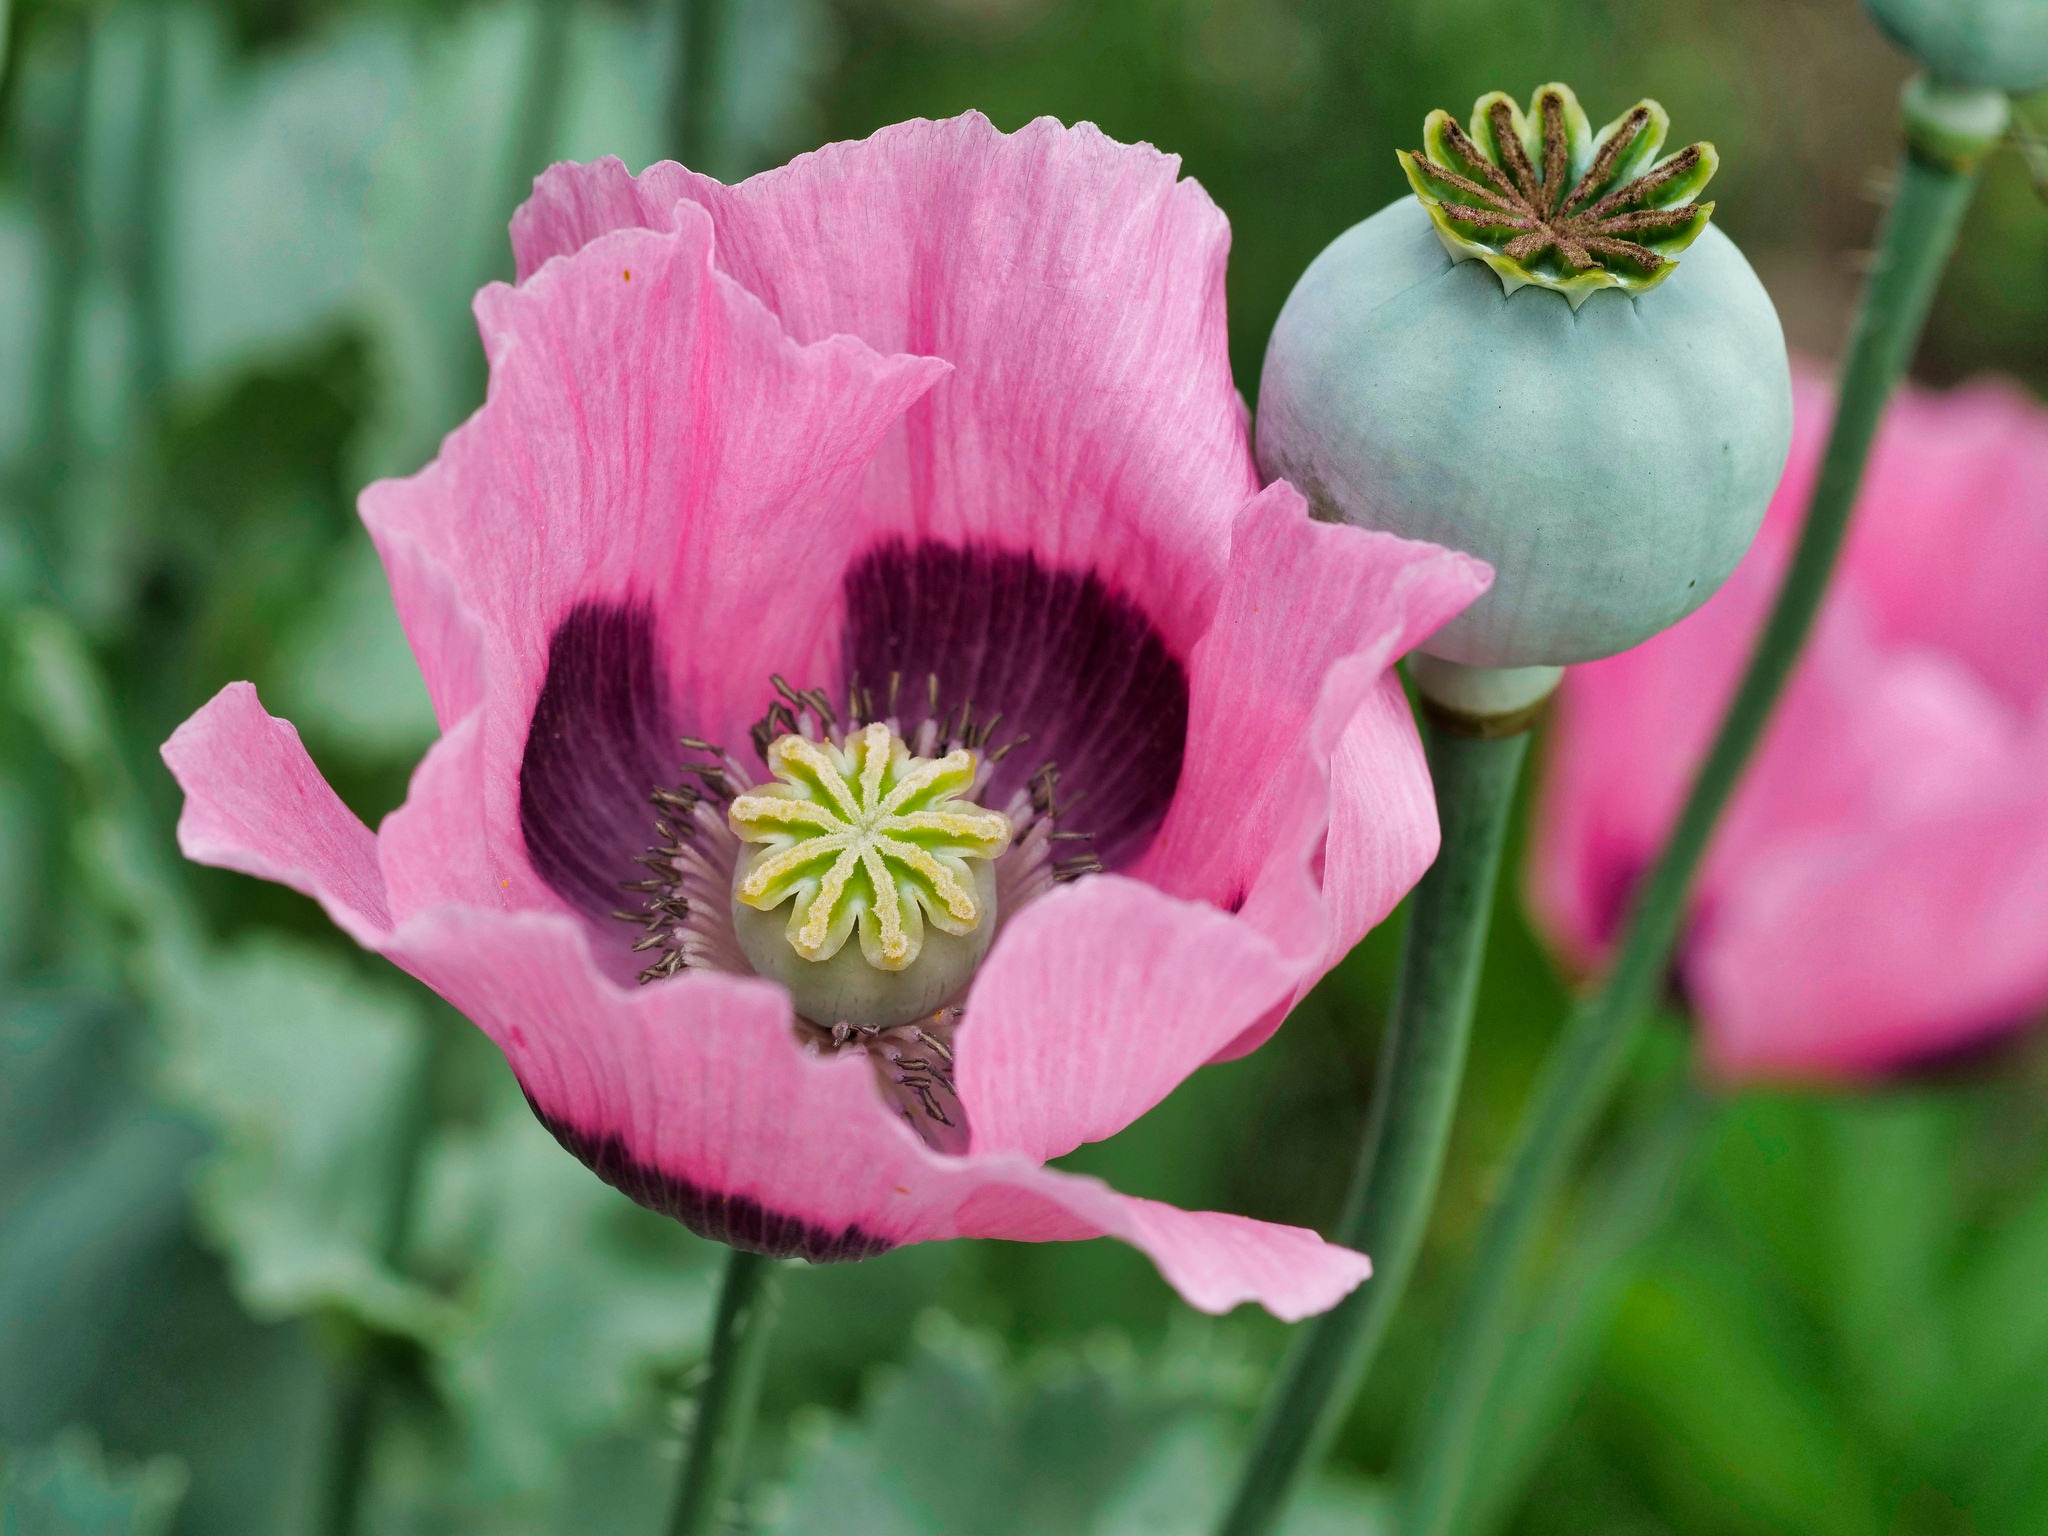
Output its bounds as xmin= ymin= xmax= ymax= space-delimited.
xmin=733 ymin=859 xmax=998 ymax=1029
xmin=1865 ymin=0 xmax=2048 ymax=92
xmin=1256 ymin=196 xmax=1791 ymax=668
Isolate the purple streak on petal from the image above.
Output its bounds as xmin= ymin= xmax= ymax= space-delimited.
xmin=526 ymin=1097 xmax=896 ymax=1262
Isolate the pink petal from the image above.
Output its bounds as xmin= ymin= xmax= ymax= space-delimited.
xmin=1839 ymin=378 xmax=2048 ymax=712
xmin=950 ymin=1174 xmax=1370 ymax=1321
xmin=514 ymin=116 xmax=1258 ymax=662
xmin=1529 ymin=366 xmax=2048 ymax=1080
xmin=1135 ymin=482 xmax=1490 ymax=1052
xmin=356 ymin=202 xmax=944 ymax=921
xmin=1525 ymin=535 xmax=1777 ymax=969
xmin=377 ymin=715 xmax=507 ymax=920
xmin=161 ymin=683 xmax=391 ymax=945
xmin=955 ymin=875 xmax=1299 ymax=1163
xmin=1696 ymin=753 xmax=2048 ymax=1079
xmin=385 ymin=901 xmax=1367 ymax=1316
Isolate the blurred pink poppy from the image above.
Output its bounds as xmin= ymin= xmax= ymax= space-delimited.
xmin=1531 ymin=367 xmax=2048 ymax=1081
xmin=162 ymin=115 xmax=1489 ymax=1318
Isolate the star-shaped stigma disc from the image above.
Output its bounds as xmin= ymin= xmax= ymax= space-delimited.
xmin=729 ymin=723 xmax=1013 ymax=972
xmin=1398 ymin=82 xmax=1719 ymax=308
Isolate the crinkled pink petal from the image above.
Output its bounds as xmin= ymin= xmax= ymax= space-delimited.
xmin=1136 ymin=482 xmax=1489 ymax=1053
xmin=1839 ymin=378 xmax=2048 ymax=710
xmin=162 ymin=683 xmax=391 ymax=946
xmin=159 ymin=121 xmax=1475 ymax=1315
xmin=165 ymin=685 xmax=1368 ymax=1317
xmin=388 ymin=902 xmax=1367 ymax=1318
xmin=955 ymin=874 xmax=1299 ymax=1163
xmin=1695 ymin=743 xmax=2048 ymax=1079
xmin=356 ymin=203 xmax=944 ymax=917
xmin=378 ymin=715 xmax=503 ymax=927
xmin=949 ymin=1177 xmax=1368 ymax=1321
xmin=512 ymin=116 xmax=1257 ymax=659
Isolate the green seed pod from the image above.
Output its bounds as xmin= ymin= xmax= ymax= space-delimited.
xmin=1257 ymin=83 xmax=1792 ymax=670
xmin=1865 ymin=0 xmax=2048 ymax=94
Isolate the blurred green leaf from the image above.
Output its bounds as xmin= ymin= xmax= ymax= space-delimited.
xmin=1822 ymin=1096 xmax=1965 ymax=1439
xmin=758 ymin=1314 xmax=1387 ymax=1536
xmin=1459 ymin=1075 xmax=1715 ymax=1536
xmin=10 ymin=609 xmax=121 ymax=795
xmin=11 ymin=605 xmax=445 ymax=1342
xmin=269 ymin=528 xmax=437 ymax=764
xmin=0 ymin=200 xmax=44 ymax=479
xmin=0 ymin=1103 xmax=199 ymax=1441
xmin=149 ymin=933 xmax=454 ymax=1341
xmin=0 ymin=1428 xmax=187 ymax=1536
xmin=1603 ymin=1231 xmax=1881 ymax=1536
xmin=397 ymin=1083 xmax=721 ymax=1497
xmin=162 ymin=5 xmax=413 ymax=389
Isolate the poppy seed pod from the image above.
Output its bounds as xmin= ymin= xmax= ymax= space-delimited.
xmin=1257 ymin=84 xmax=1793 ymax=671
xmin=1865 ymin=0 xmax=2048 ymax=94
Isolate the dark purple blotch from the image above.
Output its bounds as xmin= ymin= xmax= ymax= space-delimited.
xmin=519 ymin=603 xmax=681 ymax=920
xmin=528 ymin=1097 xmax=896 ymax=1262
xmin=841 ymin=541 xmax=1189 ymax=870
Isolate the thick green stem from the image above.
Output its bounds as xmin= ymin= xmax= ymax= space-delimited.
xmin=1214 ymin=721 xmax=1529 ymax=1536
xmin=1398 ymin=78 xmax=2003 ymax=1536
xmin=18 ymin=17 xmax=90 ymax=597
xmin=0 ymin=0 xmax=17 ymax=115
xmin=313 ymin=1019 xmax=450 ymax=1536
xmin=667 ymin=1247 xmax=781 ymax=1536
xmin=666 ymin=0 xmax=724 ymax=166
xmin=500 ymin=0 xmax=574 ymax=233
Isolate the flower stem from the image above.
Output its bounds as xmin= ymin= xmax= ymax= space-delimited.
xmin=1215 ymin=718 xmax=1531 ymax=1536
xmin=666 ymin=0 xmax=724 ymax=166
xmin=313 ymin=1016 xmax=450 ymax=1536
xmin=1397 ymin=75 xmax=2007 ymax=1536
xmin=1455 ymin=1075 xmax=1716 ymax=1536
xmin=668 ymin=1247 xmax=781 ymax=1536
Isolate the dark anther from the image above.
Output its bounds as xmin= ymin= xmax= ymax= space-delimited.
xmin=1053 ymin=852 xmax=1105 ymax=883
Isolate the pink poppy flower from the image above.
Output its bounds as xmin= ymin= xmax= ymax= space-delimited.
xmin=162 ymin=115 xmax=1489 ymax=1319
xmin=1530 ymin=367 xmax=2048 ymax=1081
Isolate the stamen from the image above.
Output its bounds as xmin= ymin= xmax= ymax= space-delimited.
xmin=612 ymin=738 xmax=751 ymax=983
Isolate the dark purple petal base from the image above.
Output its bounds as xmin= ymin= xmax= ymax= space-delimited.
xmin=526 ymin=1095 xmax=898 ymax=1262
xmin=842 ymin=540 xmax=1189 ymax=870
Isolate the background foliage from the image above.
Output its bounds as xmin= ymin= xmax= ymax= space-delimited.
xmin=2 ymin=0 xmax=2046 ymax=1531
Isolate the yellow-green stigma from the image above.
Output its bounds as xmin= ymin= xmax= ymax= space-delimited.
xmin=728 ymin=724 xmax=1012 ymax=996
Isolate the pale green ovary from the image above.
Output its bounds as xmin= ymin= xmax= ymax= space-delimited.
xmin=728 ymin=723 xmax=1013 ymax=971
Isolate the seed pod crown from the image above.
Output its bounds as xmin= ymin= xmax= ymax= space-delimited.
xmin=1398 ymin=83 xmax=1719 ymax=309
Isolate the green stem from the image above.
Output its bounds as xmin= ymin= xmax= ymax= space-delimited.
xmin=666 ymin=0 xmax=724 ymax=166
xmin=19 ymin=16 xmax=90 ymax=598
xmin=0 ymin=0 xmax=17 ymax=108
xmin=313 ymin=1019 xmax=451 ymax=1536
xmin=500 ymin=0 xmax=575 ymax=237
xmin=1215 ymin=721 xmax=1530 ymax=1536
xmin=1456 ymin=1076 xmax=1716 ymax=1536
xmin=667 ymin=1247 xmax=781 ymax=1536
xmin=123 ymin=0 xmax=172 ymax=413
xmin=1398 ymin=77 xmax=2004 ymax=1536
